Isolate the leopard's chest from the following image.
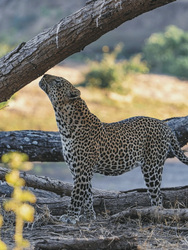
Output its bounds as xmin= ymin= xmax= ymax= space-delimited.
xmin=60 ymin=135 xmax=73 ymax=159
xmin=60 ymin=133 xmax=93 ymax=162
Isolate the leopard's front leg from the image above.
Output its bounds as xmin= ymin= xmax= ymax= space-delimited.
xmin=60 ymin=165 xmax=95 ymax=223
xmin=82 ymin=183 xmax=96 ymax=220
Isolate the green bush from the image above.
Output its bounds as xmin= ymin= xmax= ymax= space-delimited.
xmin=143 ymin=26 xmax=188 ymax=78
xmin=82 ymin=44 xmax=148 ymax=93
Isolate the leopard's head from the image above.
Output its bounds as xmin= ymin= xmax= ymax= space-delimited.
xmin=39 ymin=74 xmax=81 ymax=106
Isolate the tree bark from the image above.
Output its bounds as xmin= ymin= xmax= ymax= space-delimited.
xmin=0 ymin=130 xmax=63 ymax=162
xmin=0 ymin=116 xmax=187 ymax=162
xmin=0 ymin=0 xmax=176 ymax=102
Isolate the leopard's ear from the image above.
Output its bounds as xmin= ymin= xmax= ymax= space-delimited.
xmin=68 ymin=88 xmax=81 ymax=100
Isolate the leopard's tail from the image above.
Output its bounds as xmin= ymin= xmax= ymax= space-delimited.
xmin=170 ymin=132 xmax=188 ymax=165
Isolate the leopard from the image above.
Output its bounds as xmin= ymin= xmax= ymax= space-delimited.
xmin=39 ymin=74 xmax=188 ymax=224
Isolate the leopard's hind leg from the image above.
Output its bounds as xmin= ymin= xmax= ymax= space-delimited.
xmin=140 ymin=129 xmax=170 ymax=206
xmin=141 ymin=162 xmax=164 ymax=206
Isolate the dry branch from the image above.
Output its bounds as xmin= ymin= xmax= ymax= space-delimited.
xmin=0 ymin=116 xmax=187 ymax=162
xmin=0 ymin=166 xmax=72 ymax=196
xmin=0 ymin=166 xmax=118 ymax=198
xmin=0 ymin=0 xmax=176 ymax=102
xmin=111 ymin=207 xmax=188 ymax=223
xmin=34 ymin=235 xmax=137 ymax=250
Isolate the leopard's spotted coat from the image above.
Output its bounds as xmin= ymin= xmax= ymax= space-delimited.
xmin=39 ymin=74 xmax=188 ymax=223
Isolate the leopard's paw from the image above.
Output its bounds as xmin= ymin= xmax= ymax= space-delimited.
xmin=59 ymin=214 xmax=79 ymax=224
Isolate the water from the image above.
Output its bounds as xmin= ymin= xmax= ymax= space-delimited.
xmin=93 ymin=159 xmax=188 ymax=191
xmin=32 ymin=158 xmax=188 ymax=192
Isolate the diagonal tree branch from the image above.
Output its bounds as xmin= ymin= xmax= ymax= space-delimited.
xmin=0 ymin=0 xmax=176 ymax=102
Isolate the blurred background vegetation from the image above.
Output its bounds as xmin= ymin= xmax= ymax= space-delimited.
xmin=0 ymin=0 xmax=187 ymax=186
xmin=143 ymin=26 xmax=188 ymax=78
xmin=0 ymin=0 xmax=187 ymax=134
xmin=0 ymin=0 xmax=187 ymax=61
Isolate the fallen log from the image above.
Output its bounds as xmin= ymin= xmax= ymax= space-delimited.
xmin=0 ymin=166 xmax=116 ymax=198
xmin=0 ymin=130 xmax=63 ymax=162
xmin=34 ymin=185 xmax=188 ymax=216
xmin=0 ymin=116 xmax=187 ymax=162
xmin=164 ymin=116 xmax=188 ymax=157
xmin=34 ymin=235 xmax=137 ymax=250
xmin=111 ymin=207 xmax=188 ymax=223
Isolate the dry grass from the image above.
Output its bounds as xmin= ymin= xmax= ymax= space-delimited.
xmin=0 ymin=65 xmax=188 ymax=131
xmin=2 ymin=187 xmax=188 ymax=249
xmin=2 ymin=207 xmax=188 ymax=249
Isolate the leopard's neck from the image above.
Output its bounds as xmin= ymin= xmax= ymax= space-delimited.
xmin=54 ymin=98 xmax=101 ymax=140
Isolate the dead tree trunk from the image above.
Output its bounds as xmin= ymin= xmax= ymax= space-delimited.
xmin=0 ymin=0 xmax=176 ymax=102
xmin=0 ymin=116 xmax=187 ymax=162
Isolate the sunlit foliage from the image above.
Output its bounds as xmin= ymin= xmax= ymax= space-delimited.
xmin=143 ymin=26 xmax=188 ymax=78
xmin=81 ymin=44 xmax=149 ymax=94
xmin=1 ymin=152 xmax=36 ymax=250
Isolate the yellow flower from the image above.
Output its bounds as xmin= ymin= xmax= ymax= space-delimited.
xmin=2 ymin=152 xmax=29 ymax=169
xmin=13 ymin=189 xmax=36 ymax=203
xmin=5 ymin=170 xmax=25 ymax=187
xmin=0 ymin=215 xmax=3 ymax=228
xmin=21 ymin=190 xmax=36 ymax=203
xmin=19 ymin=204 xmax=35 ymax=222
xmin=4 ymin=200 xmax=18 ymax=213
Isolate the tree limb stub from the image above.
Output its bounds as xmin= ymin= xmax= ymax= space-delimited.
xmin=0 ymin=0 xmax=176 ymax=102
xmin=0 ymin=116 xmax=187 ymax=162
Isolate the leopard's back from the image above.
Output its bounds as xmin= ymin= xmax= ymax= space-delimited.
xmin=95 ymin=116 xmax=172 ymax=176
